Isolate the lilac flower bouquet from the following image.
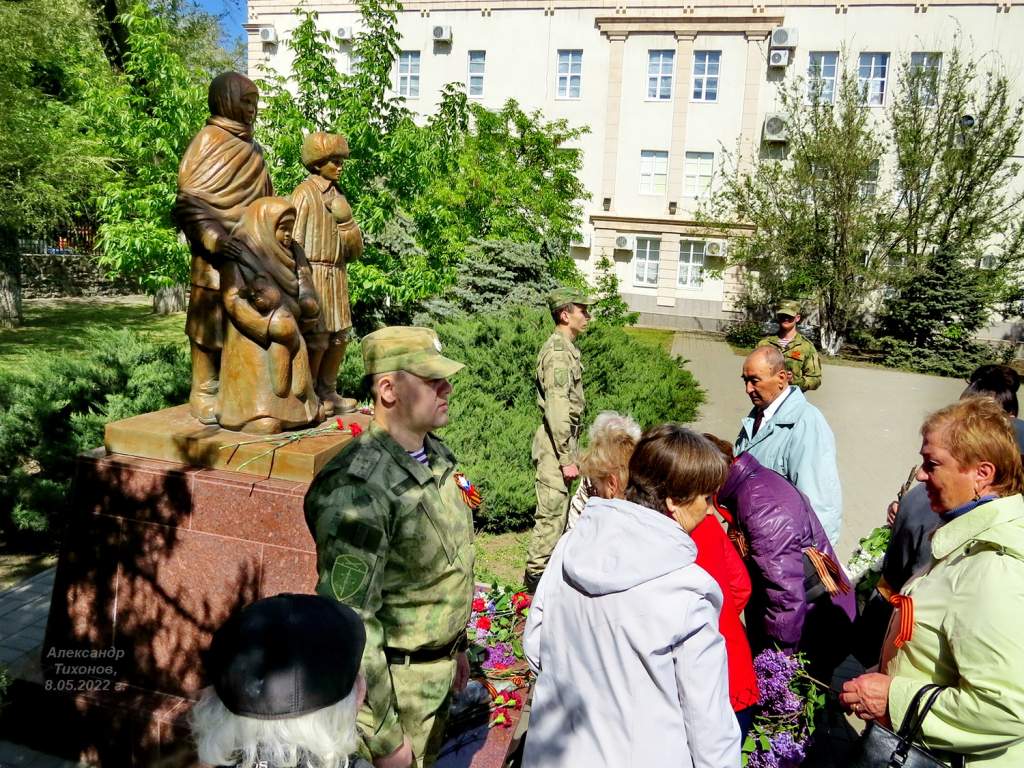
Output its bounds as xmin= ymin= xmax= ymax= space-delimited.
xmin=743 ymin=649 xmax=826 ymax=768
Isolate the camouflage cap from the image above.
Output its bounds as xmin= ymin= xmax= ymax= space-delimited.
xmin=775 ymin=299 xmax=802 ymax=318
xmin=362 ymin=326 xmax=465 ymax=379
xmin=547 ymin=287 xmax=592 ymax=311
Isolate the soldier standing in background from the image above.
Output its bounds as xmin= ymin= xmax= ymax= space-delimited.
xmin=757 ymin=299 xmax=822 ymax=392
xmin=304 ymin=327 xmax=476 ymax=768
xmin=524 ymin=288 xmax=591 ymax=593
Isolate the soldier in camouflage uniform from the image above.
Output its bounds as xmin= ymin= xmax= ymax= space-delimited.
xmin=304 ymin=327 xmax=475 ymax=768
xmin=757 ymin=299 xmax=822 ymax=392
xmin=524 ymin=288 xmax=591 ymax=593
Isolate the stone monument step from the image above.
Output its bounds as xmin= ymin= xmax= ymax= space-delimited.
xmin=104 ymin=404 xmax=370 ymax=483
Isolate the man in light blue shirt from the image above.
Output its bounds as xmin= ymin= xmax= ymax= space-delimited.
xmin=735 ymin=346 xmax=843 ymax=545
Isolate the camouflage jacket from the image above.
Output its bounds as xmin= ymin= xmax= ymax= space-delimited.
xmin=535 ymin=331 xmax=585 ymax=465
xmin=757 ymin=332 xmax=822 ymax=392
xmin=304 ymin=422 xmax=475 ymax=757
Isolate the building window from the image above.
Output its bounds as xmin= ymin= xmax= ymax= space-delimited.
xmin=468 ymin=50 xmax=486 ymax=97
xmin=639 ymin=150 xmax=669 ymax=194
xmin=807 ymin=51 xmax=838 ymax=103
xmin=859 ymin=160 xmax=880 ymax=197
xmin=910 ymin=52 xmax=942 ymax=105
xmin=683 ymin=151 xmax=714 ymax=197
xmin=692 ymin=51 xmax=721 ymax=102
xmin=398 ymin=51 xmax=420 ymax=98
xmin=647 ymin=50 xmax=675 ymax=100
xmin=678 ymin=240 xmax=705 ymax=288
xmin=976 ymin=253 xmax=997 ymax=270
xmin=858 ymin=52 xmax=889 ymax=106
xmin=634 ymin=238 xmax=660 ymax=286
xmin=557 ymin=49 xmax=583 ymax=98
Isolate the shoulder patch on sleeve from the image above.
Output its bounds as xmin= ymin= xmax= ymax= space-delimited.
xmin=554 ymin=368 xmax=568 ymax=387
xmin=330 ymin=553 xmax=370 ymax=602
xmin=348 ymin=445 xmax=382 ymax=480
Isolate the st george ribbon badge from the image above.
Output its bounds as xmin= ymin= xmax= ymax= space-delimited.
xmin=454 ymin=472 xmax=482 ymax=510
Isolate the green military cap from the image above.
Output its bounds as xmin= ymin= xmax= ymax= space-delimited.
xmin=547 ymin=287 xmax=592 ymax=311
xmin=362 ymin=326 xmax=464 ymax=379
xmin=775 ymin=299 xmax=802 ymax=317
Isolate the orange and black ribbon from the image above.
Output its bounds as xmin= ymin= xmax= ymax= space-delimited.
xmin=804 ymin=547 xmax=852 ymax=596
xmin=454 ymin=472 xmax=482 ymax=510
xmin=889 ymin=594 xmax=915 ymax=648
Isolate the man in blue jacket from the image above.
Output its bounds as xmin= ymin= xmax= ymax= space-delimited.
xmin=734 ymin=346 xmax=843 ymax=545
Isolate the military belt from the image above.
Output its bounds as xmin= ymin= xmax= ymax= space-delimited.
xmin=385 ymin=636 xmax=465 ymax=667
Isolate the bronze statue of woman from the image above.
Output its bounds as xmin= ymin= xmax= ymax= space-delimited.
xmin=174 ymin=72 xmax=274 ymax=425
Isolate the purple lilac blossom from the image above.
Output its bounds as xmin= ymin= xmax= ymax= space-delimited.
xmin=482 ymin=642 xmax=516 ymax=670
xmin=770 ymin=731 xmax=806 ymax=765
xmin=754 ymin=650 xmax=799 ymax=709
xmin=747 ymin=748 xmax=781 ymax=768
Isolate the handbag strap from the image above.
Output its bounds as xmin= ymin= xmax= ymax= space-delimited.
xmin=896 ymin=683 xmax=944 ymax=744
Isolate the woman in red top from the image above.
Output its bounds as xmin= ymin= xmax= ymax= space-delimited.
xmin=691 ymin=510 xmax=760 ymax=738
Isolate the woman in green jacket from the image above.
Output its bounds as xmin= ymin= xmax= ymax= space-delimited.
xmin=841 ymin=396 xmax=1024 ymax=766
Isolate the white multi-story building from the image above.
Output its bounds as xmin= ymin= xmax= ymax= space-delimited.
xmin=245 ymin=0 xmax=1024 ymax=330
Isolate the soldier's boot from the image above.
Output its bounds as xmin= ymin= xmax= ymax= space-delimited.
xmin=189 ymin=342 xmax=219 ymax=425
xmin=317 ymin=339 xmax=357 ymax=413
xmin=523 ymin=571 xmax=541 ymax=595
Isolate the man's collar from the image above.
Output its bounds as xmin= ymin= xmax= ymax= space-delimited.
xmin=367 ymin=421 xmax=434 ymax=485
xmin=760 ymin=385 xmax=793 ymax=422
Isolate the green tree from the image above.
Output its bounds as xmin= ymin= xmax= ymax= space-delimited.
xmin=0 ymin=0 xmax=111 ymax=327
xmin=85 ymin=2 xmax=211 ymax=301
xmin=590 ymin=254 xmax=638 ymax=327
xmin=701 ymin=58 xmax=885 ymax=354
xmin=877 ymin=50 xmax=1024 ymax=359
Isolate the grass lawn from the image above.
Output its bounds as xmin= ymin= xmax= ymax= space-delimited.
xmin=474 ymin=531 xmax=529 ymax=588
xmin=626 ymin=326 xmax=674 ymax=354
xmin=0 ymin=296 xmax=185 ymax=379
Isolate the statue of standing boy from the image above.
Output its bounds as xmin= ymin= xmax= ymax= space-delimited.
xmin=290 ymin=132 xmax=363 ymax=415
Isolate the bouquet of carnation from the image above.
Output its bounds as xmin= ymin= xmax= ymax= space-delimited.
xmin=743 ymin=650 xmax=825 ymax=768
xmin=467 ymin=583 xmax=532 ymax=674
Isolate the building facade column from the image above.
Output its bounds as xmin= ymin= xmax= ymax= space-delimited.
xmin=657 ymin=232 xmax=681 ymax=307
xmin=739 ymin=32 xmax=768 ymax=171
xmin=599 ymin=33 xmax=628 ymax=212
xmin=666 ymin=33 xmax=696 ymax=216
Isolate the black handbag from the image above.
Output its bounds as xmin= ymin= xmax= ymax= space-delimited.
xmin=850 ymin=683 xmax=964 ymax=768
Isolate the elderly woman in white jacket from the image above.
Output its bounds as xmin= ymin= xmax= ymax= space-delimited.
xmin=523 ymin=424 xmax=741 ymax=768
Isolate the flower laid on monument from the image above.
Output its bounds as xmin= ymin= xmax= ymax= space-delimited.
xmin=742 ymin=649 xmax=825 ymax=768
xmin=219 ymin=417 xmax=366 ymax=473
xmin=467 ymin=583 xmax=531 ymax=677
xmin=490 ymin=688 xmax=524 ymax=729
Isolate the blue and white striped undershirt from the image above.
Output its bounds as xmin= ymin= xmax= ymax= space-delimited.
xmin=407 ymin=446 xmax=429 ymax=466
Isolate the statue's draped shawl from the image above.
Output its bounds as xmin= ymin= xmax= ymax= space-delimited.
xmin=233 ymin=197 xmax=300 ymax=297
xmin=174 ymin=120 xmax=273 ymax=247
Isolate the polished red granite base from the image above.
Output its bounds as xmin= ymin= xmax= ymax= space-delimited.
xmin=39 ymin=447 xmax=331 ymax=764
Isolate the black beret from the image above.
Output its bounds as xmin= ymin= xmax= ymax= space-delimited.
xmin=206 ymin=594 xmax=366 ymax=720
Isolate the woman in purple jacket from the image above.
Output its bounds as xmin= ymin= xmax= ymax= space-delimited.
xmin=706 ymin=436 xmax=855 ymax=679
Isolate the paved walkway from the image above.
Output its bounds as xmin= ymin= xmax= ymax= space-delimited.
xmin=674 ymin=333 xmax=965 ymax=558
xmin=0 ymin=569 xmax=82 ymax=768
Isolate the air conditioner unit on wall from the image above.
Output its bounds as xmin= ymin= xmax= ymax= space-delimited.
xmin=259 ymin=25 xmax=278 ymax=44
xmin=432 ymin=25 xmax=453 ymax=42
xmin=770 ymin=26 xmax=798 ymax=48
xmin=614 ymin=234 xmax=635 ymax=251
xmin=768 ymin=49 xmax=790 ymax=67
xmin=337 ymin=26 xmax=355 ymax=41
xmin=571 ymin=232 xmax=592 ymax=248
xmin=705 ymin=240 xmax=727 ymax=258
xmin=763 ymin=112 xmax=789 ymax=143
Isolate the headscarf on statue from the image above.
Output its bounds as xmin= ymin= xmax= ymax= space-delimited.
xmin=173 ymin=72 xmax=274 ymax=248
xmin=231 ymin=197 xmax=302 ymax=298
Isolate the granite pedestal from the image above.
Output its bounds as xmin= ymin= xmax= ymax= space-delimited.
xmin=37 ymin=407 xmax=368 ymax=765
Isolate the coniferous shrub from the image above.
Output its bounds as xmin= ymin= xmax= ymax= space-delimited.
xmin=0 ymin=330 xmax=190 ymax=543
xmin=437 ymin=306 xmax=703 ymax=531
